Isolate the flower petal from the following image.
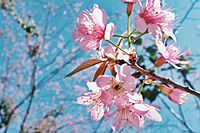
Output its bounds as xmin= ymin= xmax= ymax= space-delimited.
xmin=128 ymin=113 xmax=143 ymax=130
xmin=146 ymin=108 xmax=162 ymax=121
xmin=90 ymin=102 xmax=105 ymax=121
xmin=104 ymin=22 xmax=116 ymax=40
xmin=92 ymin=4 xmax=106 ymax=27
xmin=123 ymin=76 xmax=137 ymax=92
xmin=87 ymin=82 xmax=101 ymax=92
xmin=77 ymin=93 xmax=97 ymax=105
xmin=132 ymin=104 xmax=149 ymax=115
xmin=101 ymin=90 xmax=114 ymax=106
xmin=128 ymin=93 xmax=143 ymax=103
xmin=148 ymin=24 xmax=162 ymax=39
xmin=134 ymin=15 xmax=148 ymax=33
xmin=116 ymin=64 xmax=131 ymax=81
xmin=162 ymin=27 xmax=177 ymax=42
xmin=96 ymin=75 xmax=112 ymax=88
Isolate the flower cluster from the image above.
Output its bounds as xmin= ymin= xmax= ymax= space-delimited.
xmin=70 ymin=0 xmax=189 ymax=131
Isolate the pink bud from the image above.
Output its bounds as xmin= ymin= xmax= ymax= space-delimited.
xmin=160 ymin=85 xmax=188 ymax=104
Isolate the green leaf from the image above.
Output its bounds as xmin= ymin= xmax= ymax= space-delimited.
xmin=142 ymin=86 xmax=160 ymax=103
xmin=146 ymin=45 xmax=157 ymax=55
xmin=134 ymin=38 xmax=142 ymax=46
xmin=64 ymin=59 xmax=103 ymax=78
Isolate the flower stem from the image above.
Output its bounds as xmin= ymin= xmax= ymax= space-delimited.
xmin=113 ymin=34 xmax=127 ymax=38
xmin=132 ymin=30 xmax=147 ymax=42
xmin=127 ymin=15 xmax=131 ymax=48
xmin=129 ymin=28 xmax=136 ymax=36
xmin=138 ymin=81 xmax=145 ymax=94
xmin=149 ymin=65 xmax=157 ymax=72
xmin=106 ymin=40 xmax=129 ymax=55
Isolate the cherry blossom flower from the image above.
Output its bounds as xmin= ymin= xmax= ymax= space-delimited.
xmin=160 ymin=85 xmax=188 ymax=104
xmin=99 ymin=46 xmax=129 ymax=62
xmin=155 ymin=40 xmax=188 ymax=69
xmin=96 ymin=64 xmax=137 ymax=106
xmin=72 ymin=4 xmax=116 ymax=50
xmin=77 ymin=82 xmax=107 ymax=121
xmin=134 ymin=0 xmax=176 ymax=41
xmin=107 ymin=93 xmax=162 ymax=131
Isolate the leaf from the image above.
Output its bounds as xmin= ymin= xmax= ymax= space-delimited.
xmin=110 ymin=65 xmax=117 ymax=76
xmin=134 ymin=38 xmax=142 ymax=46
xmin=146 ymin=45 xmax=157 ymax=55
xmin=65 ymin=59 xmax=103 ymax=78
xmin=93 ymin=62 xmax=107 ymax=81
xmin=142 ymin=86 xmax=160 ymax=103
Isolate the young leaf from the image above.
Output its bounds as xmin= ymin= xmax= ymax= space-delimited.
xmin=64 ymin=59 xmax=103 ymax=78
xmin=93 ymin=62 xmax=107 ymax=81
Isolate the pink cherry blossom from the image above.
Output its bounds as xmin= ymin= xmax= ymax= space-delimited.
xmin=72 ymin=4 xmax=116 ymax=50
xmin=99 ymin=46 xmax=129 ymax=61
xmin=96 ymin=64 xmax=137 ymax=106
xmin=160 ymin=85 xmax=188 ymax=104
xmin=77 ymin=82 xmax=107 ymax=121
xmin=134 ymin=0 xmax=176 ymax=41
xmin=156 ymin=40 xmax=188 ymax=69
xmin=107 ymin=93 xmax=162 ymax=131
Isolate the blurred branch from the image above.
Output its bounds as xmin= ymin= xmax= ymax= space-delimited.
xmin=174 ymin=0 xmax=199 ymax=33
xmin=126 ymin=60 xmax=200 ymax=98
xmin=159 ymin=96 xmax=195 ymax=133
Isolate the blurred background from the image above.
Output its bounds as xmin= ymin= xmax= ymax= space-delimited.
xmin=0 ymin=0 xmax=200 ymax=133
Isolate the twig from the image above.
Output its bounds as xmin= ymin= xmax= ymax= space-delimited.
xmin=159 ymin=96 xmax=195 ymax=133
xmin=117 ymin=59 xmax=200 ymax=98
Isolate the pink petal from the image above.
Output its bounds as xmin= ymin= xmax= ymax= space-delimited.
xmin=101 ymin=90 xmax=114 ymax=106
xmin=148 ymin=24 xmax=162 ymax=39
xmin=134 ymin=15 xmax=148 ymax=33
xmin=92 ymin=4 xmax=107 ymax=27
xmin=167 ymin=61 xmax=181 ymax=69
xmin=162 ymin=27 xmax=177 ymax=42
xmin=156 ymin=40 xmax=169 ymax=59
xmin=87 ymin=82 xmax=101 ymax=92
xmin=170 ymin=59 xmax=189 ymax=65
xmin=115 ymin=93 xmax=129 ymax=107
xmin=112 ymin=112 xmax=126 ymax=131
xmin=123 ymin=76 xmax=137 ymax=92
xmin=116 ymin=64 xmax=131 ymax=82
xmin=77 ymin=93 xmax=95 ymax=105
xmin=104 ymin=22 xmax=116 ymax=40
xmin=79 ymin=38 xmax=99 ymax=50
xmin=146 ymin=109 xmax=162 ymax=122
xmin=90 ymin=102 xmax=105 ymax=121
xmin=132 ymin=104 xmax=149 ymax=115
xmin=128 ymin=93 xmax=143 ymax=103
xmin=128 ymin=113 xmax=143 ymax=130
xmin=101 ymin=46 xmax=115 ymax=58
xmin=96 ymin=75 xmax=112 ymax=88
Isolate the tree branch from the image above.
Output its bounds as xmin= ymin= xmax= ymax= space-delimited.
xmin=117 ymin=59 xmax=200 ymax=98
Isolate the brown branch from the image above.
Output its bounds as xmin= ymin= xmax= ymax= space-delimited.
xmin=131 ymin=61 xmax=200 ymax=98
xmin=117 ymin=59 xmax=200 ymax=98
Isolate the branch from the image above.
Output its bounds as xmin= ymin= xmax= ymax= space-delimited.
xmin=159 ymin=96 xmax=195 ymax=133
xmin=118 ymin=59 xmax=200 ymax=98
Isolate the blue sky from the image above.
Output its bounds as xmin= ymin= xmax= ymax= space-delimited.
xmin=0 ymin=0 xmax=200 ymax=133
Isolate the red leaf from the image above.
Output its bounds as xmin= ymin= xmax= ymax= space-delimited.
xmin=65 ymin=59 xmax=103 ymax=78
xmin=93 ymin=62 xmax=107 ymax=81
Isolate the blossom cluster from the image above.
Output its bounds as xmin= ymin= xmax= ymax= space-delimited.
xmin=70 ymin=0 xmax=189 ymax=131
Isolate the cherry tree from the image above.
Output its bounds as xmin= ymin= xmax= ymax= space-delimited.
xmin=0 ymin=0 xmax=200 ymax=133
